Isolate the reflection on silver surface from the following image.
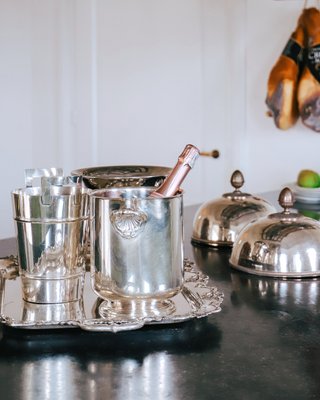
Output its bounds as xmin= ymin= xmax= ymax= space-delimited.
xmin=85 ymin=349 xmax=196 ymax=400
xmin=19 ymin=350 xmax=178 ymax=400
xmin=0 ymin=260 xmax=223 ymax=332
xmin=22 ymin=357 xmax=80 ymax=400
xmin=90 ymin=187 xmax=184 ymax=299
xmin=192 ymin=241 xmax=320 ymax=311
xmin=71 ymin=165 xmax=171 ymax=190
xmin=20 ymin=274 xmax=86 ymax=306
xmin=294 ymin=200 xmax=320 ymax=221
xmin=72 ymin=166 xmax=172 ymax=275
xmin=98 ymin=297 xmax=176 ymax=320
xmin=12 ymin=174 xmax=90 ymax=303
xmin=117 ymin=353 xmax=175 ymax=400
xmin=81 ymin=261 xmax=223 ymax=332
xmin=230 ymin=272 xmax=320 ymax=311
xmin=21 ymin=299 xmax=85 ymax=326
xmin=192 ymin=170 xmax=276 ymax=247
xmin=230 ymin=188 xmax=320 ymax=277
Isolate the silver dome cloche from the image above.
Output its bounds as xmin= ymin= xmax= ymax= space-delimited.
xmin=230 ymin=187 xmax=320 ymax=278
xmin=192 ymin=170 xmax=276 ymax=247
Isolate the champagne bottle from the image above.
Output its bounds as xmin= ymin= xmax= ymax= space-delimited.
xmin=150 ymin=144 xmax=200 ymax=198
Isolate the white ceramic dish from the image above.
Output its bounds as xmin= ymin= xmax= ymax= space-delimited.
xmin=287 ymin=183 xmax=320 ymax=204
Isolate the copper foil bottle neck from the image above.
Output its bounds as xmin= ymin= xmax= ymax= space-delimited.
xmin=150 ymin=144 xmax=200 ymax=198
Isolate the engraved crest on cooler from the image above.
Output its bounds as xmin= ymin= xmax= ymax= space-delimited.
xmin=110 ymin=208 xmax=148 ymax=239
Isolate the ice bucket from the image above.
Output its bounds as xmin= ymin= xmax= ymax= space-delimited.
xmin=90 ymin=187 xmax=184 ymax=299
xmin=12 ymin=172 xmax=90 ymax=303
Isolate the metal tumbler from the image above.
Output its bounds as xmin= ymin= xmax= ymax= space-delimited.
xmin=90 ymin=187 xmax=184 ymax=299
xmin=12 ymin=172 xmax=90 ymax=303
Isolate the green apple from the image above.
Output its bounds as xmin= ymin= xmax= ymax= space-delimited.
xmin=297 ymin=169 xmax=320 ymax=188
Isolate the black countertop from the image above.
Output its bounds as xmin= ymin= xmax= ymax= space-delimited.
xmin=1 ymin=197 xmax=320 ymax=400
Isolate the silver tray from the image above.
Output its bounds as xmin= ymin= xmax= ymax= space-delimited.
xmin=0 ymin=257 xmax=223 ymax=333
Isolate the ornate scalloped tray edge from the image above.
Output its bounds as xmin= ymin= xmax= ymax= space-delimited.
xmin=0 ymin=257 xmax=223 ymax=333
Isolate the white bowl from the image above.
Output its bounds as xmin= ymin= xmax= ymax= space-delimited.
xmin=287 ymin=183 xmax=320 ymax=204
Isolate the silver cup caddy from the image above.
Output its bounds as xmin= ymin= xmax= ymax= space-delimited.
xmin=12 ymin=171 xmax=90 ymax=303
xmin=90 ymin=187 xmax=184 ymax=300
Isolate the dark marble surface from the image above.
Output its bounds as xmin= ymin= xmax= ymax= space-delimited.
xmin=1 ymin=197 xmax=320 ymax=400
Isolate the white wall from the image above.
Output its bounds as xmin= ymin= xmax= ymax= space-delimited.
xmin=1 ymin=0 xmax=317 ymax=240
xmin=1 ymin=0 xmax=240 ymax=239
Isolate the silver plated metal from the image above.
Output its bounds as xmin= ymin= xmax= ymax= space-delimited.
xmin=71 ymin=165 xmax=171 ymax=190
xmin=0 ymin=258 xmax=223 ymax=332
xmin=230 ymin=187 xmax=320 ymax=277
xmin=192 ymin=170 xmax=276 ymax=247
xmin=12 ymin=170 xmax=90 ymax=303
xmin=90 ymin=187 xmax=184 ymax=299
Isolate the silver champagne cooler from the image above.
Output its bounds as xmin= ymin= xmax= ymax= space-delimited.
xmin=90 ymin=187 xmax=184 ymax=299
xmin=12 ymin=170 xmax=90 ymax=303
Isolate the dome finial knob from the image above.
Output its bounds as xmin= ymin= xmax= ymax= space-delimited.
xmin=231 ymin=170 xmax=244 ymax=191
xmin=278 ymin=187 xmax=295 ymax=212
